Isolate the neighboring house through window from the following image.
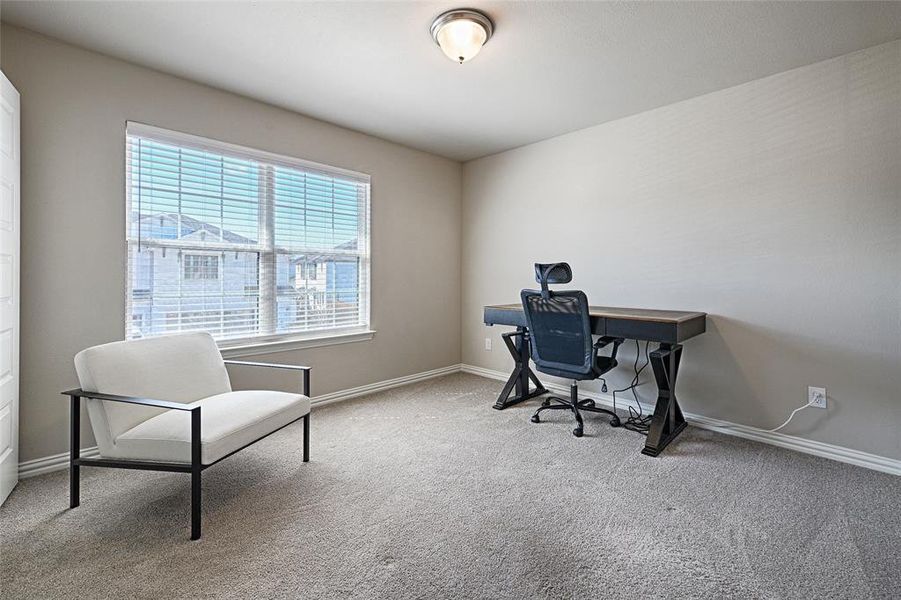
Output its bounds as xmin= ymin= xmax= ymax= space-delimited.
xmin=125 ymin=123 xmax=371 ymax=345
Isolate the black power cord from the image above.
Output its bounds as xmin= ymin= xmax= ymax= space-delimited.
xmin=611 ymin=339 xmax=653 ymax=435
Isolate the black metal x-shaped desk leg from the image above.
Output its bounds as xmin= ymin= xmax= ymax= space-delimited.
xmin=493 ymin=327 xmax=548 ymax=410
xmin=642 ymin=343 xmax=688 ymax=456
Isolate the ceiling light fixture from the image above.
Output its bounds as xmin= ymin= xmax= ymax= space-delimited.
xmin=430 ymin=9 xmax=494 ymax=64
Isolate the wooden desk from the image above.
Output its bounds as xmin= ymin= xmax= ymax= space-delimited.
xmin=483 ymin=304 xmax=707 ymax=457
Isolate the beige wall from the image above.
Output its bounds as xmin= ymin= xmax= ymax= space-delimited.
xmin=0 ymin=25 xmax=463 ymax=462
xmin=463 ymin=41 xmax=901 ymax=459
xmin=3 ymin=22 xmax=899 ymax=465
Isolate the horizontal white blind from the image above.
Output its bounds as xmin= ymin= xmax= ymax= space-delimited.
xmin=126 ymin=123 xmax=370 ymax=344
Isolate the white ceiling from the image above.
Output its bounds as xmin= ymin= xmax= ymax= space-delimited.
xmin=3 ymin=1 xmax=901 ymax=161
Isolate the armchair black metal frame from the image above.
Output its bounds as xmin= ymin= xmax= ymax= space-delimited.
xmin=522 ymin=262 xmax=624 ymax=437
xmin=63 ymin=359 xmax=311 ymax=541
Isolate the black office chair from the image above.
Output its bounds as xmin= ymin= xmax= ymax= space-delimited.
xmin=522 ymin=263 xmax=623 ymax=437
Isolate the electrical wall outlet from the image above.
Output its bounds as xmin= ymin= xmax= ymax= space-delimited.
xmin=484 ymin=337 xmax=492 ymax=351
xmin=808 ymin=386 xmax=827 ymax=409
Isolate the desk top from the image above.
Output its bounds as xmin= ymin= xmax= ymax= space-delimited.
xmin=483 ymin=303 xmax=707 ymax=343
xmin=484 ymin=303 xmax=706 ymax=324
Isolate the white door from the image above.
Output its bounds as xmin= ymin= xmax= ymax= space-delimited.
xmin=0 ymin=72 xmax=20 ymax=505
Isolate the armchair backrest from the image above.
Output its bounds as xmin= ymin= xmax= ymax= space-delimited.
xmin=74 ymin=332 xmax=231 ymax=451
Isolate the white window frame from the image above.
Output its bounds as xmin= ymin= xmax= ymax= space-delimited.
xmin=125 ymin=122 xmax=374 ymax=356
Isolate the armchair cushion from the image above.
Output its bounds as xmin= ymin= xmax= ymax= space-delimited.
xmin=74 ymin=332 xmax=231 ymax=456
xmin=113 ymin=390 xmax=311 ymax=465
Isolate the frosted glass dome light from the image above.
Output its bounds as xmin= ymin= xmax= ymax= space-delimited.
xmin=430 ymin=9 xmax=494 ymax=64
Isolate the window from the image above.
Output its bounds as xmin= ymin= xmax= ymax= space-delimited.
xmin=183 ymin=254 xmax=219 ymax=280
xmin=297 ymin=261 xmax=318 ymax=281
xmin=126 ymin=123 xmax=371 ymax=345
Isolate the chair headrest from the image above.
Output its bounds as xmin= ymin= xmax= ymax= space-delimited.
xmin=534 ymin=262 xmax=572 ymax=298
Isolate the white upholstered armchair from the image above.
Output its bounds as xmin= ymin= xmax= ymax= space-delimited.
xmin=63 ymin=332 xmax=311 ymax=540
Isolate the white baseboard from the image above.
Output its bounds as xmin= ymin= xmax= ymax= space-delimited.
xmin=311 ymin=364 xmax=463 ymax=407
xmin=20 ymin=363 xmax=899 ymax=479
xmin=19 ymin=447 xmax=100 ymax=479
xmin=18 ymin=364 xmax=464 ymax=478
xmin=460 ymin=364 xmax=901 ymax=477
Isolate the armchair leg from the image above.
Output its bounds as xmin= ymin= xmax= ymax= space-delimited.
xmin=190 ymin=407 xmax=202 ymax=541
xmin=69 ymin=395 xmax=80 ymax=509
xmin=303 ymin=413 xmax=310 ymax=462
xmin=191 ymin=468 xmax=201 ymax=540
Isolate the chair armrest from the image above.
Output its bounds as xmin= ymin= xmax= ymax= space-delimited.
xmin=593 ymin=337 xmax=624 ymax=360
xmin=61 ymin=389 xmax=197 ymax=411
xmin=222 ymin=361 xmax=312 ymax=397
xmin=64 ymin=389 xmax=203 ymax=471
xmin=500 ymin=330 xmax=524 ymax=339
xmin=223 ymin=360 xmax=310 ymax=371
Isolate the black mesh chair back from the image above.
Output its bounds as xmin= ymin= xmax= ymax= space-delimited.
xmin=521 ymin=263 xmax=594 ymax=378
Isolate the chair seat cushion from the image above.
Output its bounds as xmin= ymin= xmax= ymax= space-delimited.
xmin=536 ymin=356 xmax=618 ymax=381
xmin=112 ymin=390 xmax=311 ymax=465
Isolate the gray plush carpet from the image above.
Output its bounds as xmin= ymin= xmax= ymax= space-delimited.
xmin=2 ymin=373 xmax=899 ymax=599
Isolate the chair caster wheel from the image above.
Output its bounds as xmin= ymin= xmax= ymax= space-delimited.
xmin=541 ymin=399 xmax=551 ymax=407
xmin=610 ymin=417 xmax=621 ymax=427
xmin=531 ymin=415 xmax=540 ymax=423
xmin=573 ymin=428 xmax=584 ymax=437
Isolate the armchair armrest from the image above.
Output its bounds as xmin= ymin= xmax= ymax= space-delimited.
xmin=63 ymin=389 xmax=202 ymax=496
xmin=222 ymin=360 xmax=310 ymax=371
xmin=61 ymin=389 xmax=197 ymax=411
xmin=222 ymin=360 xmax=312 ymax=397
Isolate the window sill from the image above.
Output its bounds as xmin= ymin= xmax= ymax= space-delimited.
xmin=218 ymin=329 xmax=376 ymax=359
